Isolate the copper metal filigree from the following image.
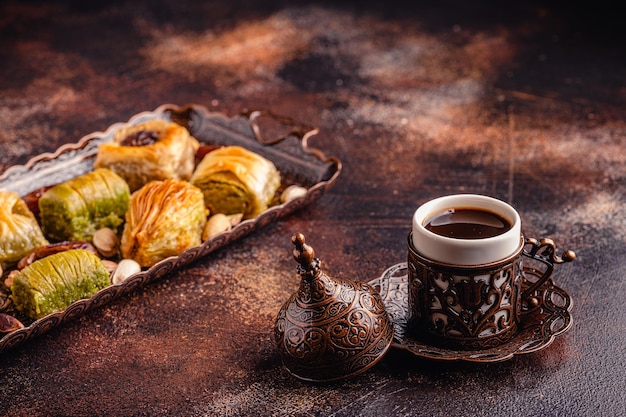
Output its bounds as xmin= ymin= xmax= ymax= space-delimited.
xmin=370 ymin=262 xmax=573 ymax=362
xmin=407 ymin=234 xmax=575 ymax=350
xmin=407 ymin=241 xmax=523 ymax=349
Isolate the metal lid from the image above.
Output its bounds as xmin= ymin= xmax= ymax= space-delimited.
xmin=273 ymin=233 xmax=394 ymax=382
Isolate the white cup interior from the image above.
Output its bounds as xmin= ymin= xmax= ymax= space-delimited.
xmin=411 ymin=194 xmax=522 ymax=265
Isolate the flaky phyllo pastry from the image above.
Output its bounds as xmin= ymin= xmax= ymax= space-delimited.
xmin=94 ymin=120 xmax=200 ymax=191
xmin=38 ymin=168 xmax=130 ymax=242
xmin=0 ymin=190 xmax=49 ymax=268
xmin=121 ymin=179 xmax=207 ymax=267
xmin=190 ymin=146 xmax=281 ymax=219
xmin=10 ymin=249 xmax=110 ymax=319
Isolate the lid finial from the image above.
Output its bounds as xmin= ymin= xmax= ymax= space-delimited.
xmin=292 ymin=232 xmax=319 ymax=274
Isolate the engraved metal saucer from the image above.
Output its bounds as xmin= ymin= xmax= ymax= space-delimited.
xmin=368 ymin=262 xmax=573 ymax=362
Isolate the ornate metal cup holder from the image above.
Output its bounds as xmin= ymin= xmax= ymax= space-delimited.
xmin=368 ymin=262 xmax=573 ymax=363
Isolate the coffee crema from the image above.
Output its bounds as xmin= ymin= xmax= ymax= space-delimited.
xmin=424 ymin=208 xmax=512 ymax=239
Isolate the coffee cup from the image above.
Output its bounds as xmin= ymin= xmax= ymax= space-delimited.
xmin=407 ymin=194 xmax=575 ymax=350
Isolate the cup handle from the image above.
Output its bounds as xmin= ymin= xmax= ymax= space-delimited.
xmin=521 ymin=237 xmax=576 ymax=300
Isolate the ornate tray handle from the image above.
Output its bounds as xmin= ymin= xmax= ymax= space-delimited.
xmin=245 ymin=109 xmax=319 ymax=146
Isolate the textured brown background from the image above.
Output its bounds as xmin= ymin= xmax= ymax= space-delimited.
xmin=1 ymin=1 xmax=625 ymax=416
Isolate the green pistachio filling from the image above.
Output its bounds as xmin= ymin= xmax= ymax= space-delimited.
xmin=10 ymin=249 xmax=110 ymax=320
xmin=39 ymin=168 xmax=130 ymax=242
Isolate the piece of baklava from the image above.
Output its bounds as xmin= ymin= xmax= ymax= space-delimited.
xmin=94 ymin=120 xmax=200 ymax=191
xmin=190 ymin=146 xmax=281 ymax=219
xmin=120 ymin=179 xmax=207 ymax=267
xmin=0 ymin=190 xmax=49 ymax=268
xmin=38 ymin=168 xmax=130 ymax=242
xmin=10 ymin=249 xmax=110 ymax=319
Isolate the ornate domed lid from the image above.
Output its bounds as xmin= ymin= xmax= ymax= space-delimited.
xmin=273 ymin=233 xmax=394 ymax=382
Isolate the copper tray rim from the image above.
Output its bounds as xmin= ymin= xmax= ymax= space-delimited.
xmin=369 ymin=262 xmax=573 ymax=363
xmin=0 ymin=103 xmax=342 ymax=354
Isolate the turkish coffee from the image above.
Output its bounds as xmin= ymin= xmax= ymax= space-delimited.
xmin=424 ymin=208 xmax=511 ymax=239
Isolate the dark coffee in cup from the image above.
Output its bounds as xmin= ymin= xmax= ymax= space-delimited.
xmin=424 ymin=208 xmax=512 ymax=239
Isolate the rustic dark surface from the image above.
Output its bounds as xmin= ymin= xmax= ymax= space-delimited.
xmin=1 ymin=1 xmax=624 ymax=416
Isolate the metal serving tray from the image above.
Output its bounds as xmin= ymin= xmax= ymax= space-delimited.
xmin=0 ymin=103 xmax=341 ymax=354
